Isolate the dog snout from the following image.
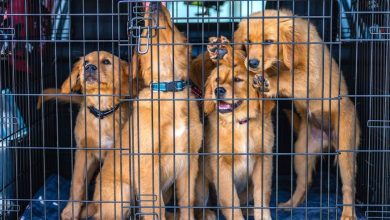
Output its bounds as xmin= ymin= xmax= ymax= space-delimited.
xmin=85 ymin=64 xmax=97 ymax=74
xmin=248 ymin=59 xmax=260 ymax=69
xmin=214 ymin=87 xmax=226 ymax=98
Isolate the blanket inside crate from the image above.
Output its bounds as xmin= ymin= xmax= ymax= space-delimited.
xmin=21 ymin=173 xmax=366 ymax=219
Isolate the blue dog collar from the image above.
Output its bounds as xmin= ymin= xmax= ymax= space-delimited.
xmin=151 ymin=80 xmax=188 ymax=92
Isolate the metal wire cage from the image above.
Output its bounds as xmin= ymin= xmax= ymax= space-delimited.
xmin=0 ymin=0 xmax=388 ymax=219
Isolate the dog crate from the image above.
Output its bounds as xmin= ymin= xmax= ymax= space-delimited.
xmin=0 ymin=0 xmax=388 ymax=219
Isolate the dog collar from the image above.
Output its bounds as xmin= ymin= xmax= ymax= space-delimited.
xmin=150 ymin=80 xmax=203 ymax=98
xmin=190 ymin=83 xmax=202 ymax=98
xmin=151 ymin=80 xmax=187 ymax=92
xmin=88 ymin=103 xmax=121 ymax=119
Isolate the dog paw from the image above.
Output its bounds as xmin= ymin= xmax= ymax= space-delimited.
xmin=254 ymin=209 xmax=272 ymax=220
xmin=207 ymin=36 xmax=229 ymax=60
xmin=277 ymin=200 xmax=296 ymax=211
xmin=340 ymin=209 xmax=357 ymax=220
xmin=61 ymin=204 xmax=81 ymax=220
xmin=196 ymin=209 xmax=216 ymax=220
xmin=253 ymin=74 xmax=270 ymax=92
xmin=340 ymin=215 xmax=357 ymax=220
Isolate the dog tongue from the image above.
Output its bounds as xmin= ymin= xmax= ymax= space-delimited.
xmin=218 ymin=102 xmax=232 ymax=110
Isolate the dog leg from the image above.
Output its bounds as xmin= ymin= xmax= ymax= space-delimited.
xmin=278 ymin=119 xmax=318 ymax=209
xmin=62 ymin=149 xmax=98 ymax=220
xmin=215 ymin=160 xmax=244 ymax=220
xmin=195 ymin=160 xmax=216 ymax=220
xmin=336 ymin=108 xmax=360 ymax=220
xmin=89 ymin=152 xmax=132 ymax=219
xmin=137 ymin=162 xmax=165 ymax=220
xmin=238 ymin=184 xmax=254 ymax=218
xmin=176 ymin=155 xmax=199 ymax=220
xmin=252 ymin=155 xmax=273 ymax=220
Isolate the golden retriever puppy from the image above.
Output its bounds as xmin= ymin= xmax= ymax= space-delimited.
xmin=235 ymin=10 xmax=361 ymax=219
xmin=46 ymin=51 xmax=133 ymax=220
xmin=195 ymin=38 xmax=275 ymax=220
xmin=190 ymin=36 xmax=246 ymax=89
xmin=87 ymin=3 xmax=202 ymax=219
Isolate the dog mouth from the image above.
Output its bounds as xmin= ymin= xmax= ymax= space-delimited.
xmin=248 ymin=67 xmax=261 ymax=73
xmin=217 ymin=100 xmax=243 ymax=113
xmin=85 ymin=76 xmax=98 ymax=84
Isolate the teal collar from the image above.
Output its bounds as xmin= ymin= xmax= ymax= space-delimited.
xmin=151 ymin=80 xmax=187 ymax=92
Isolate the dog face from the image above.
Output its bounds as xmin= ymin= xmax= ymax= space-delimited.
xmin=204 ymin=63 xmax=258 ymax=119
xmin=61 ymin=51 xmax=130 ymax=96
xmin=137 ymin=2 xmax=190 ymax=84
xmin=235 ymin=10 xmax=306 ymax=74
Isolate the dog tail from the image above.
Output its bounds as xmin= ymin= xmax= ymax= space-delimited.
xmin=36 ymin=88 xmax=83 ymax=109
xmin=79 ymin=203 xmax=97 ymax=219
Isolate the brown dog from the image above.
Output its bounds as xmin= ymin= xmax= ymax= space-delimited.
xmin=235 ymin=10 xmax=361 ymax=219
xmin=195 ymin=37 xmax=275 ymax=220
xmin=190 ymin=36 xmax=246 ymax=89
xmin=86 ymin=3 xmax=202 ymax=219
xmin=42 ymin=51 xmax=133 ymax=220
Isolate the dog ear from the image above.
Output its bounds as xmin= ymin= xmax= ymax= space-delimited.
xmin=280 ymin=19 xmax=306 ymax=69
xmin=129 ymin=49 xmax=139 ymax=80
xmin=233 ymin=20 xmax=247 ymax=52
xmin=203 ymin=77 xmax=215 ymax=115
xmin=61 ymin=58 xmax=83 ymax=93
xmin=120 ymin=59 xmax=129 ymax=77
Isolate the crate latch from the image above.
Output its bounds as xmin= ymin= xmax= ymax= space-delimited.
xmin=128 ymin=4 xmax=165 ymax=54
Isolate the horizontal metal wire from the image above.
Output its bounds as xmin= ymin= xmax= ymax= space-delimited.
xmin=0 ymin=14 xmax=333 ymax=19
xmin=1 ymin=0 xmax=388 ymax=219
xmin=3 ymin=145 xmax=388 ymax=153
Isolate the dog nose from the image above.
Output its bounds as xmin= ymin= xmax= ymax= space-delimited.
xmin=214 ymin=87 xmax=226 ymax=98
xmin=85 ymin=64 xmax=97 ymax=74
xmin=248 ymin=59 xmax=260 ymax=69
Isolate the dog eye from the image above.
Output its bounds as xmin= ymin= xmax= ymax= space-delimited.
xmin=234 ymin=77 xmax=243 ymax=82
xmin=215 ymin=77 xmax=220 ymax=83
xmin=102 ymin=59 xmax=111 ymax=65
xmin=264 ymin=39 xmax=274 ymax=44
xmin=84 ymin=61 xmax=89 ymax=66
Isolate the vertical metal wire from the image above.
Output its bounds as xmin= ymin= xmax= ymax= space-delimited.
xmin=1 ymin=1 xmax=390 ymax=219
xmin=319 ymin=0 xmax=326 ymax=218
xmin=158 ymin=2 xmax=163 ymax=218
xmin=302 ymin=1 xmax=310 ymax=219
xmin=81 ymin=0 xmax=87 ymax=218
xmin=185 ymin=1 xmax=191 ymax=219
xmin=200 ymin=1 xmax=206 ymax=219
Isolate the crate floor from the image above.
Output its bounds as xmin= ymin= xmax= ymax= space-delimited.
xmin=20 ymin=174 xmax=366 ymax=220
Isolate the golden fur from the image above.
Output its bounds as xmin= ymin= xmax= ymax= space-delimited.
xmin=87 ymin=4 xmax=202 ymax=219
xmin=235 ymin=10 xmax=361 ymax=219
xmin=190 ymin=36 xmax=246 ymax=89
xmin=43 ymin=51 xmax=133 ymax=220
xmin=195 ymin=38 xmax=275 ymax=220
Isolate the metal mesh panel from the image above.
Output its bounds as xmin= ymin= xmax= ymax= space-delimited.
xmin=0 ymin=0 xmax=388 ymax=219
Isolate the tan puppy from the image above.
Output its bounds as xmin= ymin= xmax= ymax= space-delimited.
xmin=190 ymin=36 xmax=246 ymax=89
xmin=43 ymin=51 xmax=132 ymax=220
xmin=195 ymin=37 xmax=275 ymax=220
xmin=235 ymin=10 xmax=361 ymax=220
xmin=86 ymin=3 xmax=202 ymax=219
